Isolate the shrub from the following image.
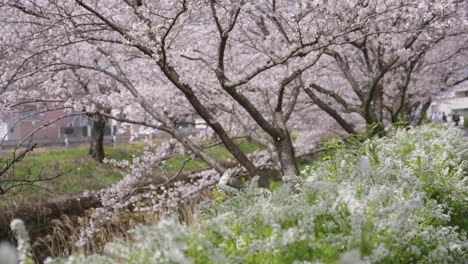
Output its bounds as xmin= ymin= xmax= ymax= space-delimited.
xmin=46 ymin=126 xmax=468 ymax=263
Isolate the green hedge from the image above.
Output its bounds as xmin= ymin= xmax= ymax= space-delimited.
xmin=46 ymin=126 xmax=468 ymax=264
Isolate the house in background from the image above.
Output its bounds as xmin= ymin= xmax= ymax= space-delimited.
xmin=430 ymin=83 xmax=468 ymax=124
xmin=0 ymin=107 xmax=77 ymax=142
xmin=1 ymin=104 xmax=219 ymax=147
xmin=0 ymin=104 xmax=115 ymax=145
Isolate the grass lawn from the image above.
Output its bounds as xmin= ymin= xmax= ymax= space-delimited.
xmin=0 ymin=142 xmax=144 ymax=206
xmin=0 ymin=139 xmax=262 ymax=206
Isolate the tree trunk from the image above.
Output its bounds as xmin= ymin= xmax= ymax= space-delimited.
xmin=158 ymin=63 xmax=259 ymax=177
xmin=364 ymin=110 xmax=386 ymax=138
xmin=416 ymin=100 xmax=432 ymax=126
xmin=274 ymin=135 xmax=298 ymax=176
xmin=369 ymin=86 xmax=387 ymax=138
xmin=274 ymin=113 xmax=299 ymax=176
xmin=89 ymin=113 xmax=106 ymax=163
xmin=177 ymin=85 xmax=259 ymax=176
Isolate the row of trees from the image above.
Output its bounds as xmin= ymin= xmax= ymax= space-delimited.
xmin=1 ymin=0 xmax=466 ymax=182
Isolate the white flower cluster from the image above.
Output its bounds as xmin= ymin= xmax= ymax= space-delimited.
xmin=49 ymin=126 xmax=467 ymax=263
xmin=10 ymin=219 xmax=33 ymax=264
xmin=76 ymin=138 xmax=219 ymax=247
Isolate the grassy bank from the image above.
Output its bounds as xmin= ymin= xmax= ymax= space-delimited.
xmin=0 ymin=143 xmax=143 ymax=206
xmin=0 ymin=139 xmax=262 ymax=206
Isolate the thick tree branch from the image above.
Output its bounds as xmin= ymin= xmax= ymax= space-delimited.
xmin=304 ymin=86 xmax=357 ymax=134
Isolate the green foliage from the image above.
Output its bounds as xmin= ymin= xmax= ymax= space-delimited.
xmin=268 ymin=180 xmax=283 ymax=191
xmin=47 ymin=126 xmax=468 ymax=264
xmin=320 ymin=137 xmax=346 ymax=161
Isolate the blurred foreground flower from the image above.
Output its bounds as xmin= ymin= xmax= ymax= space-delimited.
xmin=10 ymin=219 xmax=33 ymax=264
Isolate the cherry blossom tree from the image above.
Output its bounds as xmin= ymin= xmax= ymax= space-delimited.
xmin=2 ymin=0 xmax=466 ymax=247
xmin=1 ymin=0 xmax=318 ymax=176
xmin=302 ymin=0 xmax=467 ymax=136
xmin=1 ymin=0 xmax=466 ymax=178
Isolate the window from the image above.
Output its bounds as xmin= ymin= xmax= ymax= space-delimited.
xmin=21 ymin=104 xmax=39 ymax=122
xmin=455 ymin=91 xmax=468 ymax=98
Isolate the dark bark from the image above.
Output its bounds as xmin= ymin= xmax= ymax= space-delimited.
xmin=416 ymin=100 xmax=432 ymax=126
xmin=304 ymin=87 xmax=357 ymax=134
xmin=158 ymin=63 xmax=259 ymax=177
xmin=88 ymin=113 xmax=106 ymax=163
xmin=253 ymin=136 xmax=283 ymax=172
xmin=369 ymin=85 xmax=386 ymax=137
xmin=274 ymin=135 xmax=298 ymax=176
xmin=273 ymin=113 xmax=298 ymax=176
